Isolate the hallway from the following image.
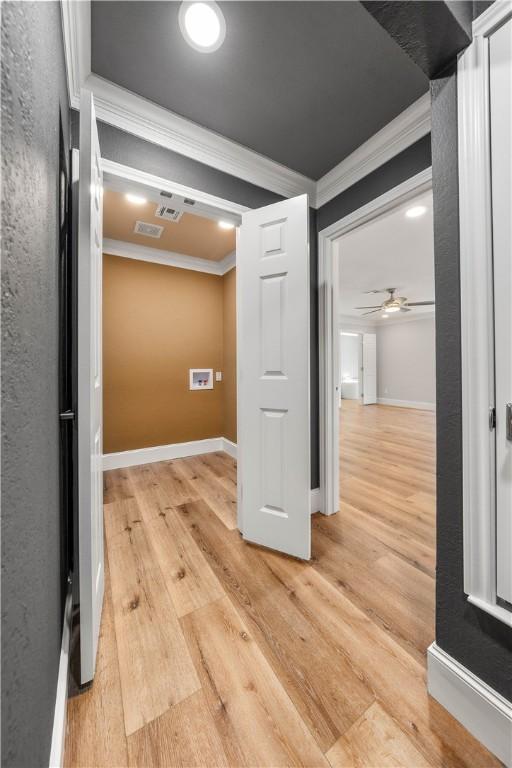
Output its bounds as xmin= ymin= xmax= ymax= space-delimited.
xmin=64 ymin=404 xmax=498 ymax=767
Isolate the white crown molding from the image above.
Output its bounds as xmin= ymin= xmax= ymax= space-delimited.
xmin=472 ymin=0 xmax=512 ymax=37
xmin=87 ymin=73 xmax=317 ymax=203
xmin=62 ymin=1 xmax=431 ymax=210
xmin=316 ymin=93 xmax=431 ymax=209
xmin=103 ymin=238 xmax=235 ymax=276
xmin=428 ymin=643 xmax=512 ymax=766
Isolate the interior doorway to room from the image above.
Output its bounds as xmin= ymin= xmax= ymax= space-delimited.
xmin=101 ymin=175 xmax=239 ymax=483
xmin=333 ymin=184 xmax=437 ymax=654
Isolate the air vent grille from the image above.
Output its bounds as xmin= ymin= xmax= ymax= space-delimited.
xmin=134 ymin=221 xmax=164 ymax=238
xmin=154 ymin=204 xmax=184 ymax=223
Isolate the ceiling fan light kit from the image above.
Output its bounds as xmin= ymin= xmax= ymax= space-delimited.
xmin=355 ymin=288 xmax=435 ymax=317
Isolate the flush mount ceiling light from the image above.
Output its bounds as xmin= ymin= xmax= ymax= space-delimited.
xmin=218 ymin=220 xmax=235 ymax=230
xmin=405 ymin=205 xmax=427 ymax=219
xmin=125 ymin=193 xmax=147 ymax=205
xmin=179 ymin=1 xmax=226 ymax=53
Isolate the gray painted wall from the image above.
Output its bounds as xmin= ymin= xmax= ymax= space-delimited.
xmin=1 ymin=2 xmax=71 ymax=765
xmin=432 ymin=65 xmax=512 ymax=700
xmin=377 ymin=317 xmax=436 ymax=405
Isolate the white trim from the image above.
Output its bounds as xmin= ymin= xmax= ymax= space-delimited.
xmin=101 ymin=158 xmax=249 ymax=218
xmin=60 ymin=0 xmax=90 ymax=109
xmin=49 ymin=587 xmax=73 ymax=768
xmin=310 ymin=487 xmax=322 ymax=514
xmin=315 ymin=93 xmax=431 ymax=208
xmin=377 ymin=398 xmax=435 ymax=411
xmin=103 ymin=437 xmax=226 ymax=470
xmin=88 ymin=74 xmax=316 ymax=203
xmin=458 ymin=10 xmax=512 ymax=627
xmin=472 ymin=0 xmax=512 ymax=37
xmin=318 ymin=167 xmax=433 ymax=518
xmin=427 ymin=643 xmax=512 ymax=766
xmin=222 ymin=437 xmax=237 ymax=459
xmin=61 ymin=4 xmax=431 ymax=208
xmin=103 ymin=238 xmax=235 ymax=276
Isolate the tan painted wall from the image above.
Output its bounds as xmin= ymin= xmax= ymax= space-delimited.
xmin=222 ymin=268 xmax=237 ymax=442
xmin=103 ymin=254 xmax=228 ymax=453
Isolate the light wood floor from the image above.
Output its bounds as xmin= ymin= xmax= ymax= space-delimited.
xmin=65 ymin=401 xmax=500 ymax=767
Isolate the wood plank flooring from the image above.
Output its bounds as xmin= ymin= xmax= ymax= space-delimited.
xmin=65 ymin=402 xmax=501 ymax=767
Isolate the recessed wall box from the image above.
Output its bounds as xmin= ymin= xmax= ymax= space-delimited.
xmin=189 ymin=369 xmax=213 ymax=390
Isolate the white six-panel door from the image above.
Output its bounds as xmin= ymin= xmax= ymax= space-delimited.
xmin=238 ymin=195 xmax=311 ymax=560
xmin=77 ymin=90 xmax=104 ymax=684
xmin=362 ymin=333 xmax=377 ymax=405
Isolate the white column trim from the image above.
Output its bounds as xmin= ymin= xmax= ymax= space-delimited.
xmin=427 ymin=643 xmax=512 ymax=766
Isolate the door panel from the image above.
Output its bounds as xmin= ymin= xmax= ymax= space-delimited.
xmin=238 ymin=195 xmax=310 ymax=560
xmin=77 ymin=90 xmax=104 ymax=683
xmin=490 ymin=18 xmax=512 ymax=605
xmin=362 ymin=333 xmax=377 ymax=405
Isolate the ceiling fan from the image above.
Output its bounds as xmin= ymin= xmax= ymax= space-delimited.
xmin=355 ymin=288 xmax=435 ymax=316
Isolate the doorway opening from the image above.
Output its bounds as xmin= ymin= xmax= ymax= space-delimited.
xmin=101 ymin=169 xmax=240 ymax=520
xmin=318 ymin=168 xmax=437 ymax=666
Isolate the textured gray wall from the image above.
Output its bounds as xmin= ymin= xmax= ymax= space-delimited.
xmin=376 ymin=317 xmax=436 ymax=405
xmin=1 ymin=2 xmax=70 ymax=765
xmin=431 ymin=65 xmax=512 ymax=700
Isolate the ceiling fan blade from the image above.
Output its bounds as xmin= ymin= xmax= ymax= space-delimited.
xmin=407 ymin=301 xmax=435 ymax=306
xmin=355 ymin=305 xmax=381 ymax=309
xmin=363 ymin=288 xmax=395 ymax=294
xmin=399 ymin=306 xmax=411 ymax=312
xmin=361 ymin=308 xmax=382 ymax=316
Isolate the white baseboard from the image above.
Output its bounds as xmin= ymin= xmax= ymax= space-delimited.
xmin=427 ymin=643 xmax=512 ymax=766
xmin=49 ymin=587 xmax=73 ymax=768
xmin=310 ymin=487 xmax=322 ymax=514
xmin=103 ymin=437 xmax=233 ymax=470
xmin=222 ymin=438 xmax=237 ymax=458
xmin=377 ymin=397 xmax=436 ymax=411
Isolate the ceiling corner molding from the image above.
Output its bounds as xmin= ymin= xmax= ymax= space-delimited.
xmin=219 ymin=251 xmax=236 ymax=274
xmin=103 ymin=238 xmax=234 ymax=276
xmin=86 ymin=75 xmax=317 ymax=204
xmin=316 ymin=92 xmax=431 ymax=209
xmin=61 ymin=0 xmax=90 ymax=109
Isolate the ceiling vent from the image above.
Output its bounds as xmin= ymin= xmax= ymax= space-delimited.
xmin=154 ymin=204 xmax=184 ymax=223
xmin=134 ymin=220 xmax=164 ymax=238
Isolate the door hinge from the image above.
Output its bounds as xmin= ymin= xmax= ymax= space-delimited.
xmin=59 ymin=410 xmax=75 ymax=421
xmin=489 ymin=406 xmax=496 ymax=431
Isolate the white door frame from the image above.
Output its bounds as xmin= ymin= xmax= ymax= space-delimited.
xmin=318 ymin=167 xmax=433 ymax=516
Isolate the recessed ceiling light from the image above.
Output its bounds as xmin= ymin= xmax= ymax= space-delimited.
xmin=218 ymin=220 xmax=235 ymax=230
xmin=405 ymin=205 xmax=427 ymax=219
xmin=179 ymin=1 xmax=226 ymax=53
xmin=125 ymin=193 xmax=147 ymax=205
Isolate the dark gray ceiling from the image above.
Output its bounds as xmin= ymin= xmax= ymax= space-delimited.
xmin=91 ymin=1 xmax=428 ymax=179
